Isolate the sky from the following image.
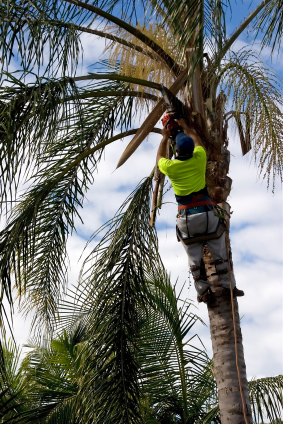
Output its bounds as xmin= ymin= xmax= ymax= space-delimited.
xmin=7 ymin=0 xmax=283 ymax=384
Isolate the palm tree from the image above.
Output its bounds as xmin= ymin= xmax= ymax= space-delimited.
xmin=0 ymin=0 xmax=282 ymax=422
xmin=2 ymin=267 xmax=283 ymax=423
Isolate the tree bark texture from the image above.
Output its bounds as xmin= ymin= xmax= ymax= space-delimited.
xmin=208 ymin=292 xmax=253 ymax=423
xmin=204 ymin=144 xmax=253 ymax=423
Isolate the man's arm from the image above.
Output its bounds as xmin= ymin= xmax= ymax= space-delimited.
xmin=176 ymin=118 xmax=202 ymax=146
xmin=156 ymin=126 xmax=171 ymax=163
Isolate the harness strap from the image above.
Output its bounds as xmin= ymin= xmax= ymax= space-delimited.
xmin=210 ymin=258 xmax=228 ymax=266
xmin=178 ymin=200 xmax=215 ymax=210
xmin=194 ymin=275 xmax=208 ymax=282
xmin=211 ymin=268 xmax=228 ymax=276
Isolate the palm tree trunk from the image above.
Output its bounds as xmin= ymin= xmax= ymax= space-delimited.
xmin=204 ymin=149 xmax=253 ymax=422
xmin=207 ymin=291 xmax=253 ymax=423
xmin=204 ymin=148 xmax=253 ymax=422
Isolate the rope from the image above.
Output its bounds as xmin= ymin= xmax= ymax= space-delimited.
xmin=225 ymin=241 xmax=249 ymax=424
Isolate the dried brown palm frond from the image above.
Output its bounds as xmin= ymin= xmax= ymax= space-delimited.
xmin=105 ymin=23 xmax=184 ymax=100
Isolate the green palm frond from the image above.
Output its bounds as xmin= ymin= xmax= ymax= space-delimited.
xmin=20 ymin=326 xmax=88 ymax=423
xmin=0 ymin=78 xmax=137 ymax=332
xmin=56 ymin=175 xmax=164 ymax=423
xmin=218 ymin=49 xmax=283 ymax=187
xmin=249 ymin=375 xmax=283 ymax=423
xmin=0 ymin=0 xmax=88 ymax=77
xmin=0 ymin=70 xmax=158 ymax=211
xmin=254 ymin=0 xmax=283 ymax=54
xmin=0 ymin=72 xmax=82 ymax=210
xmin=0 ymin=339 xmax=35 ymax=423
xmin=138 ymin=276 xmax=215 ymax=422
xmin=74 ymin=175 xmax=157 ymax=424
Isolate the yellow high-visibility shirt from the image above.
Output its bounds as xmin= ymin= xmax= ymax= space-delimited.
xmin=158 ymin=146 xmax=206 ymax=196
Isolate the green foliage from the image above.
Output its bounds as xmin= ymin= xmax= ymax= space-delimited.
xmin=0 ymin=72 xmax=137 ymax=331
xmin=219 ymin=49 xmax=283 ymax=188
xmin=249 ymin=375 xmax=283 ymax=424
xmin=254 ymin=0 xmax=283 ymax=53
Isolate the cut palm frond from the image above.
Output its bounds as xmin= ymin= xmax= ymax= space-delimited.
xmin=116 ymin=67 xmax=188 ymax=169
xmin=218 ymin=49 xmax=283 ymax=187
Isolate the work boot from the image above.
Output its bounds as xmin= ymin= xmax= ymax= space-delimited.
xmin=222 ymin=287 xmax=245 ymax=297
xmin=197 ymin=288 xmax=213 ymax=303
xmin=234 ymin=287 xmax=244 ymax=296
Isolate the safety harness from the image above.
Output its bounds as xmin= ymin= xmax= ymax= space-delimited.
xmin=176 ymin=193 xmax=226 ymax=245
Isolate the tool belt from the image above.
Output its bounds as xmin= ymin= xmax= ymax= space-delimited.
xmin=176 ymin=193 xmax=226 ymax=245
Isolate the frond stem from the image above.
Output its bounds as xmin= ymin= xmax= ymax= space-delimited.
xmin=66 ymin=90 xmax=159 ymax=102
xmin=216 ymin=0 xmax=272 ymax=63
xmin=63 ymin=0 xmax=181 ymax=75
xmin=42 ymin=128 xmax=161 ymax=198
xmin=3 ymin=17 xmax=159 ymax=61
xmin=70 ymin=74 xmax=163 ymax=91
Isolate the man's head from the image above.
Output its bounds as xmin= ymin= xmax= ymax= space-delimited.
xmin=176 ymin=132 xmax=195 ymax=156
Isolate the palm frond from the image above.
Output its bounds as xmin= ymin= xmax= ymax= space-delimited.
xmin=116 ymin=67 xmax=188 ymax=169
xmin=20 ymin=327 xmax=88 ymax=423
xmin=249 ymin=375 xmax=283 ymax=423
xmin=56 ymin=174 xmax=163 ymax=423
xmin=0 ymin=339 xmax=35 ymax=423
xmin=218 ymin=49 xmax=283 ymax=188
xmin=147 ymin=0 xmax=230 ymax=67
xmin=105 ymin=23 xmax=183 ymax=96
xmin=0 ymin=79 xmax=136 ymax=333
xmin=0 ymin=71 xmax=158 ymax=212
xmin=138 ymin=276 xmax=214 ymax=422
xmin=0 ymin=0 xmax=87 ymax=78
xmin=254 ymin=0 xmax=283 ymax=54
xmin=0 ymin=71 xmax=82 ymax=212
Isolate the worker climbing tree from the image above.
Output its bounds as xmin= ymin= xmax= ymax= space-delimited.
xmin=157 ymin=117 xmax=244 ymax=303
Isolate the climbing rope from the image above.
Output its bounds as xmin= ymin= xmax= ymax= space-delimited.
xmin=225 ymin=241 xmax=249 ymax=424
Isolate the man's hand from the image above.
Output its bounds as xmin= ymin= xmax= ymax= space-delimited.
xmin=161 ymin=126 xmax=171 ymax=138
xmin=175 ymin=117 xmax=190 ymax=133
xmin=175 ymin=117 xmax=202 ymax=147
xmin=156 ymin=127 xmax=171 ymax=163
